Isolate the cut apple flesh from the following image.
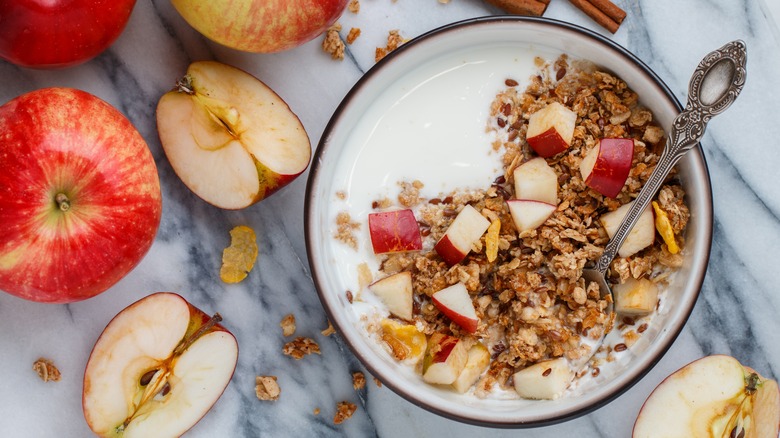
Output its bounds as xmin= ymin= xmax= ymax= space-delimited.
xmin=513 ymin=357 xmax=573 ymax=400
xmin=525 ymin=102 xmax=577 ymax=158
xmin=157 ymin=61 xmax=310 ymax=209
xmin=368 ymin=271 xmax=414 ymax=321
xmin=613 ymin=278 xmax=658 ymax=315
xmin=600 ymin=201 xmax=655 ymax=258
xmin=579 ymin=138 xmax=634 ymax=198
xmin=513 ymin=157 xmax=558 ymax=205
xmin=452 ymin=344 xmax=490 ymax=393
xmin=83 ymin=293 xmax=238 ymax=437
xmin=434 ymin=204 xmax=491 ymax=266
xmin=633 ymin=355 xmax=780 ymax=438
xmin=506 ymin=199 xmax=557 ymax=233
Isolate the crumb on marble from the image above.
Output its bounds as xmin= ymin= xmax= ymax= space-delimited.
xmin=346 ymin=27 xmax=361 ymax=45
xmin=336 ymin=190 xmax=347 ymax=201
xmin=321 ymin=320 xmax=336 ymax=337
xmin=334 ymin=211 xmax=360 ymax=250
xmin=280 ymin=314 xmax=296 ymax=337
xmin=373 ymin=377 xmax=382 ymax=387
xmin=32 ymin=358 xmax=61 ymax=382
xmin=314 ymin=408 xmax=321 ymax=415
xmin=348 ymin=0 xmax=360 ymax=13
xmin=322 ymin=23 xmax=345 ymax=60
xmin=283 ymin=337 xmax=321 ymax=360
xmin=333 ymin=401 xmax=357 ymax=424
xmin=255 ymin=376 xmax=281 ymax=401
xmin=352 ymin=371 xmax=366 ymax=390
xmin=375 ymin=30 xmax=405 ymax=62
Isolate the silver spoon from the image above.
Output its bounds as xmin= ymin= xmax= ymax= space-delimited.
xmin=580 ymin=40 xmax=747 ymax=363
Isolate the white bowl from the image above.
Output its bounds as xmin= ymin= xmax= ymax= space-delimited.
xmin=305 ymin=16 xmax=712 ymax=426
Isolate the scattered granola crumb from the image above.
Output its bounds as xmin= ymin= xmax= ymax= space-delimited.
xmin=32 ymin=358 xmax=61 ymax=382
xmin=333 ymin=401 xmax=357 ymax=424
xmin=321 ymin=320 xmax=336 ymax=336
xmin=348 ymin=0 xmax=360 ymax=13
xmin=352 ymin=371 xmax=366 ymax=390
xmin=438 ymin=0 xmax=450 ymax=3
xmin=375 ymin=30 xmax=405 ymax=62
xmin=336 ymin=190 xmax=347 ymax=200
xmin=283 ymin=337 xmax=321 ymax=360
xmin=357 ymin=262 xmax=373 ymax=291
xmin=373 ymin=377 xmax=382 ymax=387
xmin=255 ymin=376 xmax=281 ymax=401
xmin=346 ymin=27 xmax=361 ymax=45
xmin=334 ymin=211 xmax=360 ymax=250
xmin=280 ymin=314 xmax=296 ymax=337
xmin=314 ymin=408 xmax=321 ymax=415
xmin=322 ymin=23 xmax=345 ymax=60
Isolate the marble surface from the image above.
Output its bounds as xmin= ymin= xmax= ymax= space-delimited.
xmin=1 ymin=0 xmax=779 ymax=437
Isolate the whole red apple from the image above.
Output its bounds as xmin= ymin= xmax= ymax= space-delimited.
xmin=0 ymin=0 xmax=137 ymax=68
xmin=170 ymin=0 xmax=348 ymax=53
xmin=0 ymin=88 xmax=162 ymax=303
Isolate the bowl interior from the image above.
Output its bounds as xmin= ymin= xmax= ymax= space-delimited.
xmin=306 ymin=17 xmax=712 ymax=426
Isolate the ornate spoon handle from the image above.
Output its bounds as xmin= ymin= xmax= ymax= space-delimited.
xmin=593 ymin=40 xmax=747 ymax=274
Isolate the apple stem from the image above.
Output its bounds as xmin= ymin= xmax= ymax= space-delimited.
xmin=175 ymin=75 xmax=196 ymax=95
xmin=55 ymin=193 xmax=70 ymax=212
xmin=172 ymin=313 xmax=223 ymax=356
xmin=745 ymin=372 xmax=759 ymax=394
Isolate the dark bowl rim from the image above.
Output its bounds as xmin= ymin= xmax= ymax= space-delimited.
xmin=304 ymin=14 xmax=713 ymax=428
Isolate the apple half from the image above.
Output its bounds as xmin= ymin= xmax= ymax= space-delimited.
xmin=526 ymin=102 xmax=577 ymax=158
xmin=368 ymin=209 xmax=423 ymax=254
xmin=580 ymin=138 xmax=634 ymax=198
xmin=434 ymin=204 xmax=491 ymax=266
xmin=600 ymin=201 xmax=656 ymax=258
xmin=83 ymin=293 xmax=238 ymax=437
xmin=157 ymin=61 xmax=311 ymax=209
xmin=633 ymin=355 xmax=780 ymax=438
xmin=431 ymin=282 xmax=479 ymax=334
xmin=513 ymin=157 xmax=558 ymax=205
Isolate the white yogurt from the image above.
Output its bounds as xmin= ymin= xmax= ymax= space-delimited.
xmin=324 ymin=44 xmax=668 ymax=400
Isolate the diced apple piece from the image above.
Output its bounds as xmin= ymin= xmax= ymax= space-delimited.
xmin=600 ymin=201 xmax=655 ymax=258
xmin=513 ymin=358 xmax=573 ymax=400
xmin=434 ymin=204 xmax=490 ymax=266
xmin=368 ymin=271 xmax=413 ymax=321
xmin=380 ymin=319 xmax=427 ymax=364
xmin=526 ymin=102 xmax=577 ymax=158
xmin=452 ymin=343 xmax=491 ymax=393
xmin=614 ymin=278 xmax=658 ymax=315
xmin=422 ymin=333 xmax=468 ymax=385
xmin=506 ymin=199 xmax=556 ymax=233
xmin=368 ymin=209 xmax=423 ymax=254
xmin=431 ymin=283 xmax=479 ymax=334
xmin=579 ymin=138 xmax=634 ymax=198
xmin=633 ymin=355 xmax=780 ymax=438
xmin=513 ymin=157 xmax=558 ymax=205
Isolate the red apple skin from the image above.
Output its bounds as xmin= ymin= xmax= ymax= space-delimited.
xmin=434 ymin=236 xmax=467 ymax=266
xmin=423 ymin=333 xmax=460 ymax=372
xmin=171 ymin=0 xmax=348 ymax=53
xmin=369 ymin=210 xmax=423 ymax=254
xmin=527 ymin=127 xmax=570 ymax=158
xmin=0 ymin=0 xmax=137 ymax=68
xmin=585 ymin=138 xmax=634 ymax=198
xmin=0 ymin=88 xmax=162 ymax=303
xmin=432 ymin=295 xmax=478 ymax=334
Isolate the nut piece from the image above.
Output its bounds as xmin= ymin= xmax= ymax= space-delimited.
xmin=255 ymin=376 xmax=281 ymax=401
xmin=280 ymin=314 xmax=296 ymax=337
xmin=283 ymin=337 xmax=321 ymax=360
xmin=333 ymin=401 xmax=357 ymax=424
xmin=32 ymin=358 xmax=61 ymax=382
xmin=352 ymin=371 xmax=366 ymax=390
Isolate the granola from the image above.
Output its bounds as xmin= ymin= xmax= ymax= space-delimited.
xmin=333 ymin=401 xmax=357 ymax=424
xmin=280 ymin=314 xmax=296 ymax=337
xmin=32 ymin=358 xmax=61 ymax=382
xmin=346 ymin=55 xmax=689 ymax=397
xmin=255 ymin=376 xmax=281 ymax=401
xmin=322 ymin=24 xmax=345 ymax=60
xmin=282 ymin=337 xmax=321 ymax=360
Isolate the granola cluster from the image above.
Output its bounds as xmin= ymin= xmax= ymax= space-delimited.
xmin=361 ymin=55 xmax=690 ymax=395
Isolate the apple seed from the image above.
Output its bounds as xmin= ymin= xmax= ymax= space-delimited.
xmin=139 ymin=369 xmax=157 ymax=386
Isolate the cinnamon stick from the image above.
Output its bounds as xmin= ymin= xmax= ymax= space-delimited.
xmin=568 ymin=0 xmax=626 ymax=33
xmin=484 ymin=0 xmax=549 ymax=16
